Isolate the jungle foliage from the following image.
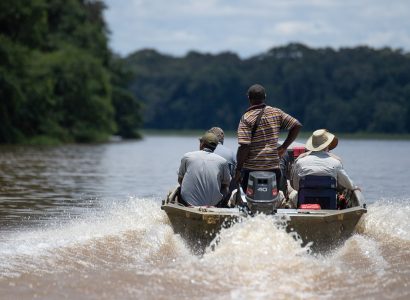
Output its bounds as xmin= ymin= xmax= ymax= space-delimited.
xmin=2 ymin=1 xmax=409 ymax=141
xmin=125 ymin=44 xmax=410 ymax=134
xmin=0 ymin=0 xmax=142 ymax=144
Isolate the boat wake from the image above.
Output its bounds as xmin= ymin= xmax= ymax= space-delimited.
xmin=0 ymin=197 xmax=188 ymax=278
xmin=357 ymin=198 xmax=410 ymax=245
xmin=0 ymin=197 xmax=409 ymax=299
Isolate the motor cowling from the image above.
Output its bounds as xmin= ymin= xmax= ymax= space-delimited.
xmin=245 ymin=171 xmax=280 ymax=214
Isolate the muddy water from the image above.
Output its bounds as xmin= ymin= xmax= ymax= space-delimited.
xmin=0 ymin=136 xmax=409 ymax=299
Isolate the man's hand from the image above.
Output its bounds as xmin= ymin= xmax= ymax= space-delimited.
xmin=277 ymin=145 xmax=287 ymax=157
xmin=278 ymin=123 xmax=301 ymax=157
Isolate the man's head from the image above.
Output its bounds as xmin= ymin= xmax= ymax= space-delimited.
xmin=306 ymin=129 xmax=338 ymax=152
xmin=206 ymin=127 xmax=224 ymax=144
xmin=247 ymin=84 xmax=266 ymax=105
xmin=199 ymin=132 xmax=219 ymax=151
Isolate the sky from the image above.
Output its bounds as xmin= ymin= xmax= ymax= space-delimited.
xmin=103 ymin=0 xmax=410 ymax=58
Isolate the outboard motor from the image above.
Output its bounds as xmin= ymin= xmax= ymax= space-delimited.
xmin=245 ymin=171 xmax=280 ymax=214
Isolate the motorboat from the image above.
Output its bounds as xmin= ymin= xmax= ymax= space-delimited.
xmin=161 ymin=146 xmax=367 ymax=252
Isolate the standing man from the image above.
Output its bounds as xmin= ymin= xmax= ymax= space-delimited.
xmin=235 ymin=84 xmax=302 ymax=193
xmin=178 ymin=132 xmax=231 ymax=206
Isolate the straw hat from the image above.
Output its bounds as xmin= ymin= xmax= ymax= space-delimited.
xmin=306 ymin=129 xmax=338 ymax=151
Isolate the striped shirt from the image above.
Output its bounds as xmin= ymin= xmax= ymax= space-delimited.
xmin=237 ymin=104 xmax=301 ymax=170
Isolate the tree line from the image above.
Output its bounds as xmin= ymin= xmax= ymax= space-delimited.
xmin=0 ymin=0 xmax=142 ymax=144
xmin=125 ymin=43 xmax=410 ymax=134
xmin=2 ymin=1 xmax=409 ymax=144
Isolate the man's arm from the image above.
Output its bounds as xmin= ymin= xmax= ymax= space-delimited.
xmin=278 ymin=123 xmax=302 ymax=157
xmin=219 ymin=161 xmax=232 ymax=198
xmin=178 ymin=155 xmax=188 ymax=185
xmin=234 ymin=144 xmax=250 ymax=182
xmin=337 ymin=167 xmax=356 ymax=191
xmin=290 ymin=160 xmax=301 ymax=191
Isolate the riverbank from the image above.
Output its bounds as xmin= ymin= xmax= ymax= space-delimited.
xmin=141 ymin=129 xmax=410 ymax=141
xmin=2 ymin=130 xmax=408 ymax=146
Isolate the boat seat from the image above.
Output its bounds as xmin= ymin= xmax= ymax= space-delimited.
xmin=297 ymin=175 xmax=337 ymax=209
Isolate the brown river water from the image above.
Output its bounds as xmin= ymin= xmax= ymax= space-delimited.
xmin=0 ymin=135 xmax=409 ymax=299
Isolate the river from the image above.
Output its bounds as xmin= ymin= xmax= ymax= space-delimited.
xmin=0 ymin=135 xmax=409 ymax=299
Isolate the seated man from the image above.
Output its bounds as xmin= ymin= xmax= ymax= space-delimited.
xmin=290 ymin=129 xmax=359 ymax=207
xmin=206 ymin=127 xmax=237 ymax=207
xmin=206 ymin=127 xmax=236 ymax=177
xmin=178 ymin=132 xmax=231 ymax=206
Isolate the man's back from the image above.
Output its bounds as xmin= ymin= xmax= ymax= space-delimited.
xmin=292 ymin=151 xmax=355 ymax=191
xmin=178 ymin=150 xmax=231 ymax=206
xmin=238 ymin=105 xmax=300 ymax=170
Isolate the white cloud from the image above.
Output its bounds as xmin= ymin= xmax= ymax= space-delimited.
xmin=273 ymin=21 xmax=333 ymax=36
xmin=103 ymin=0 xmax=410 ymax=57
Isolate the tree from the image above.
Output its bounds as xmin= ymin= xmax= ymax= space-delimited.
xmin=124 ymin=43 xmax=410 ymax=134
xmin=110 ymin=56 xmax=142 ymax=138
xmin=0 ymin=0 xmax=143 ymax=143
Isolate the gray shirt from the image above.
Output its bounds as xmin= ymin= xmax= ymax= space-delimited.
xmin=291 ymin=151 xmax=355 ymax=191
xmin=214 ymin=143 xmax=237 ymax=176
xmin=178 ymin=149 xmax=231 ymax=206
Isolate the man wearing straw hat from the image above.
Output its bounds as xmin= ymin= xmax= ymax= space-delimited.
xmin=291 ymin=129 xmax=359 ymax=197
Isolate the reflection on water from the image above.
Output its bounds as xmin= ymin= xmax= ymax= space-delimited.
xmin=0 ymin=137 xmax=196 ymax=228
xmin=0 ymin=145 xmax=107 ymax=228
xmin=0 ymin=136 xmax=409 ymax=299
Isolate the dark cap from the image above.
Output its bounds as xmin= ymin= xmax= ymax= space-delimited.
xmin=199 ymin=132 xmax=219 ymax=149
xmin=247 ymin=84 xmax=266 ymax=101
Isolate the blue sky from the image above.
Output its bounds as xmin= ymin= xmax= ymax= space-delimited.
xmin=103 ymin=0 xmax=410 ymax=58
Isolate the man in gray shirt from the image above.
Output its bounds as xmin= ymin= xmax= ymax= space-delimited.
xmin=178 ymin=132 xmax=231 ymax=206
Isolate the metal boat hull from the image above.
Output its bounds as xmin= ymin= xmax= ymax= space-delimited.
xmin=161 ymin=203 xmax=242 ymax=251
xmin=276 ymin=207 xmax=367 ymax=250
xmin=161 ymin=202 xmax=367 ymax=252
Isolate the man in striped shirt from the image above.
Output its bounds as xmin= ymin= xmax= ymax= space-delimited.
xmin=235 ymin=84 xmax=302 ymax=193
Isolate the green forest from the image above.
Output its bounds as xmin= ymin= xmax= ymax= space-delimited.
xmin=1 ymin=1 xmax=410 ymax=145
xmin=0 ymin=0 xmax=141 ymax=144
xmin=126 ymin=44 xmax=410 ymax=134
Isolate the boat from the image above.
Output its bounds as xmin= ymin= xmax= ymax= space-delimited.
xmin=161 ymin=190 xmax=366 ymax=252
xmin=161 ymin=146 xmax=367 ymax=253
